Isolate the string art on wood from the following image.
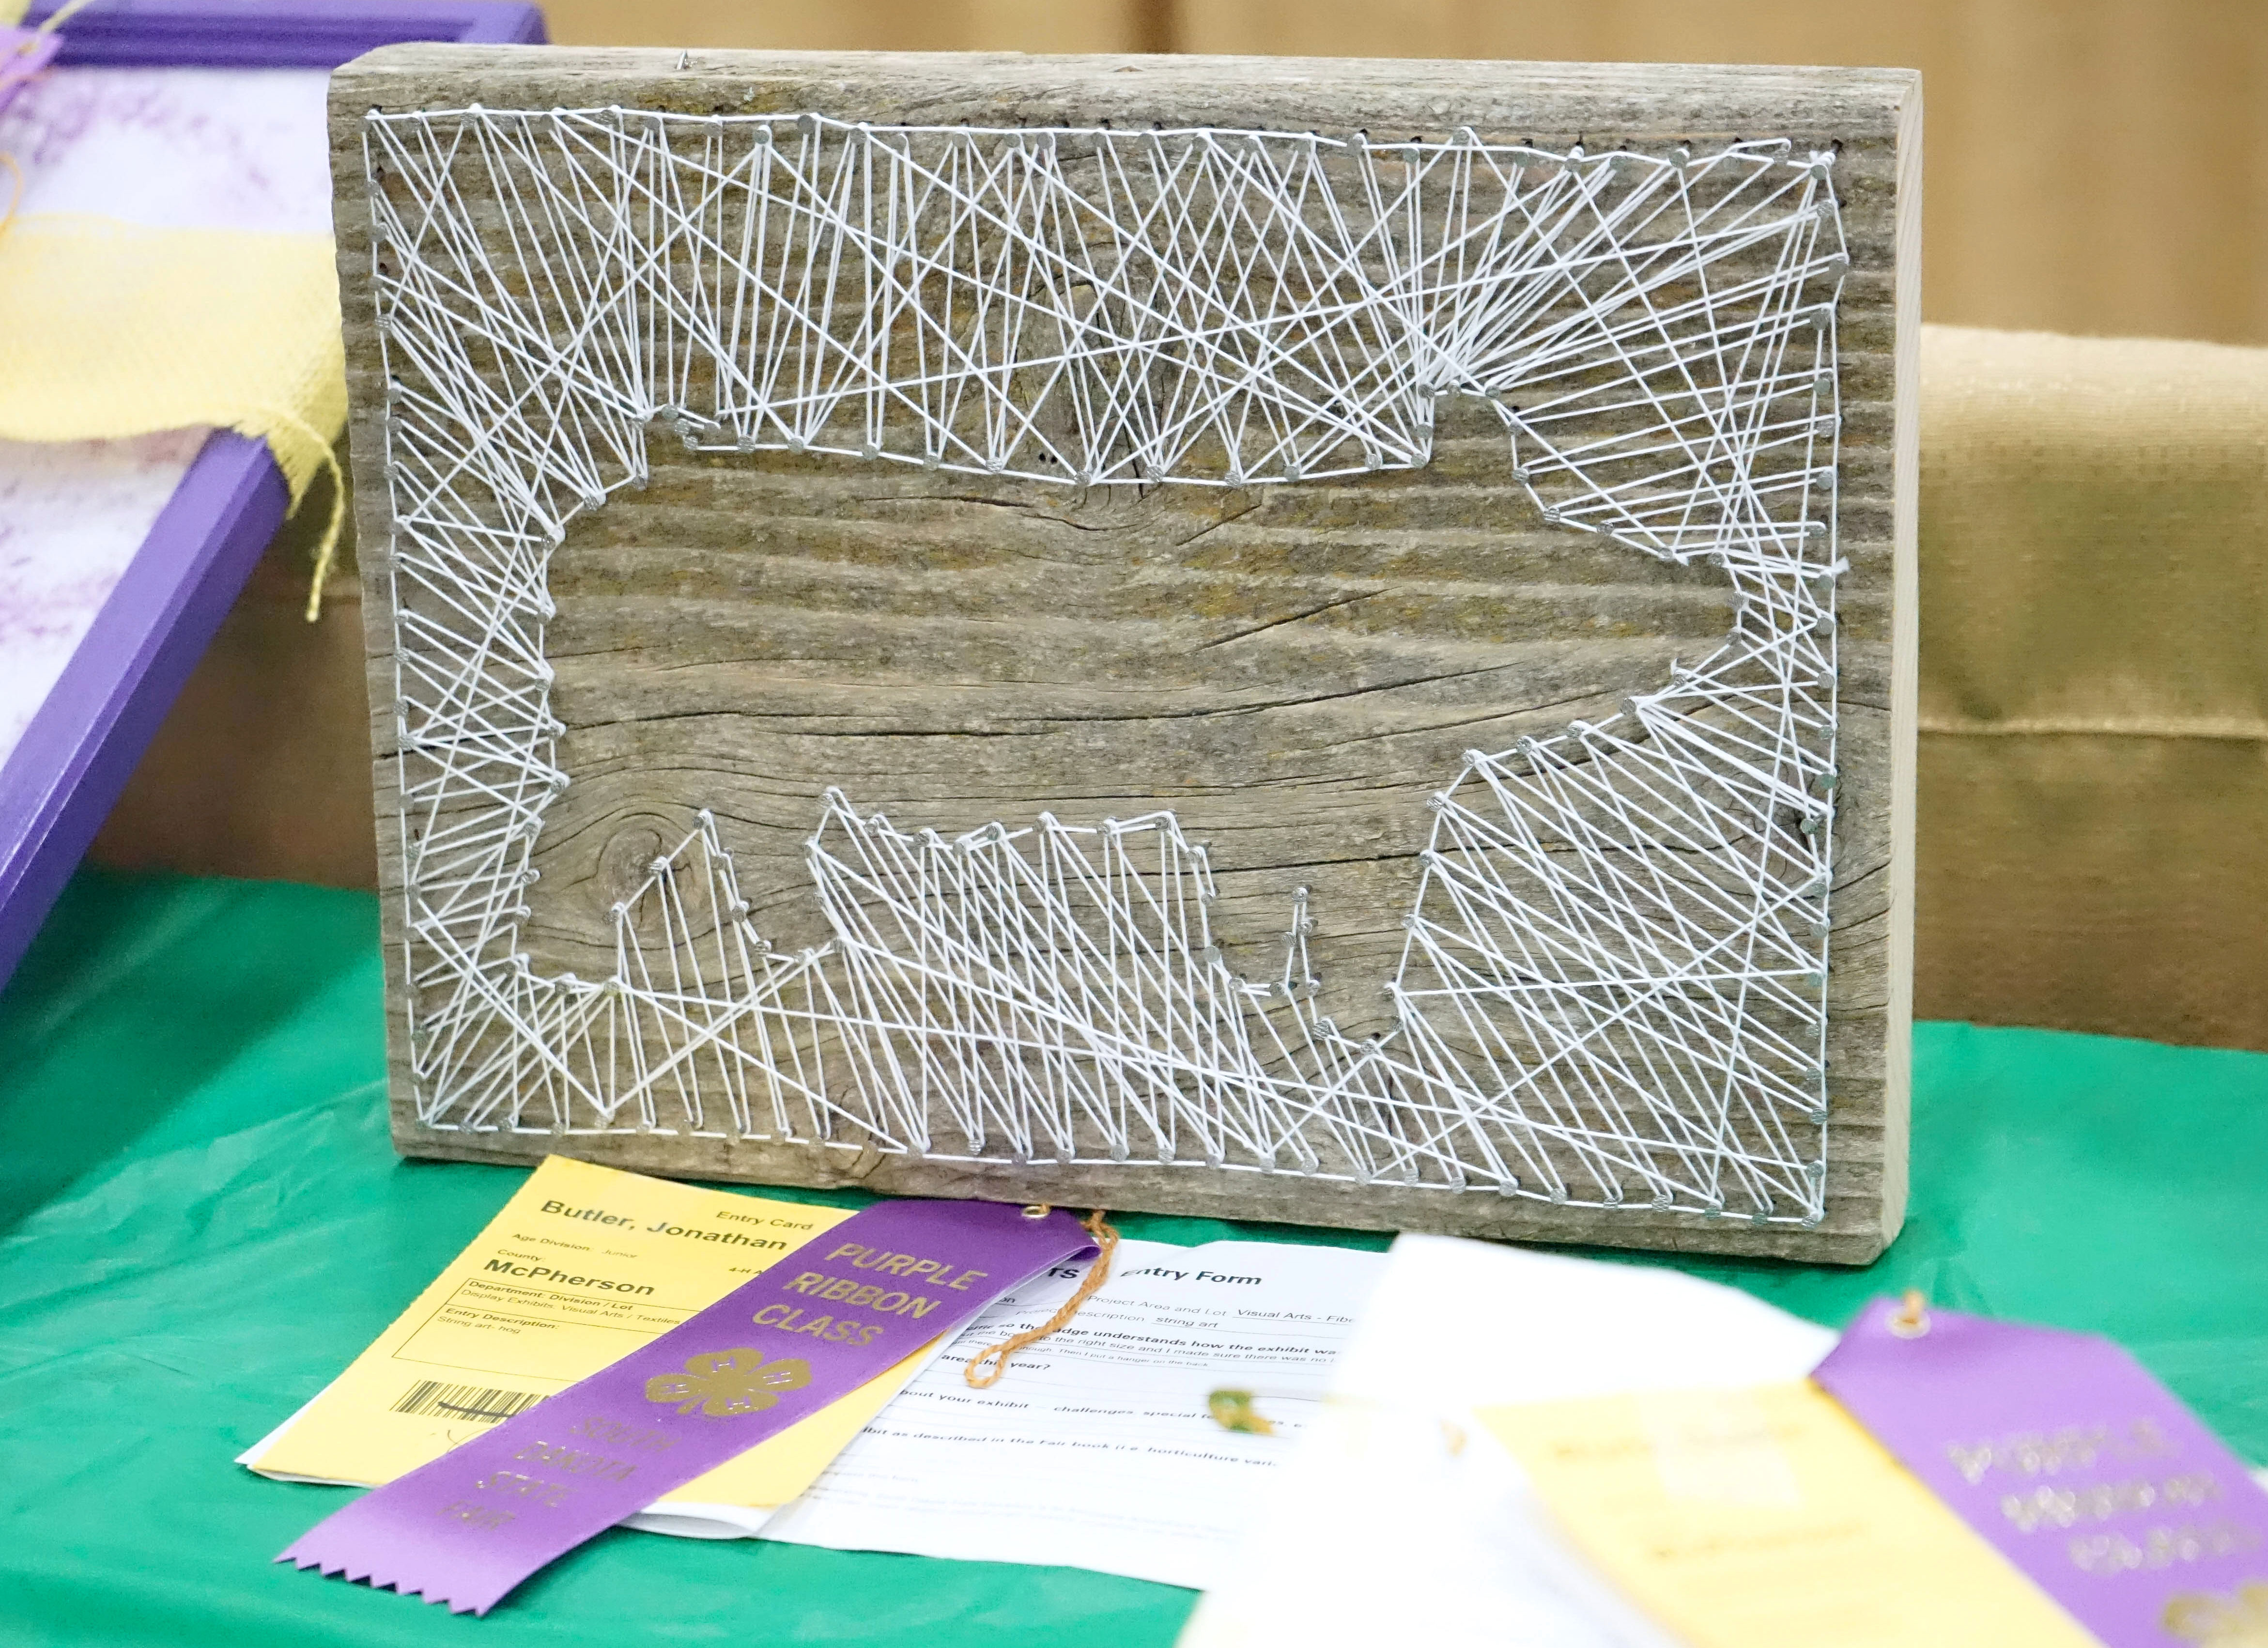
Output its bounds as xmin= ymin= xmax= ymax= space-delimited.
xmin=333 ymin=49 xmax=1920 ymax=1261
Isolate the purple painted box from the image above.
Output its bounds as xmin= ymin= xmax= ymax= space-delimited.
xmin=0 ymin=0 xmax=544 ymax=985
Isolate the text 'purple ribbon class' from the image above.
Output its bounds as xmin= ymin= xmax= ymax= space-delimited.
xmin=280 ymin=1197 xmax=1097 ymax=1614
xmin=1815 ymin=1298 xmax=2268 ymax=1648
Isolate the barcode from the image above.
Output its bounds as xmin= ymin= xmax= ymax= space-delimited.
xmin=391 ymin=1379 xmax=546 ymax=1424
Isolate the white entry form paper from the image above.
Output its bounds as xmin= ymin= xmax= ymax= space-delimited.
xmin=758 ymin=1237 xmax=1388 ymax=1589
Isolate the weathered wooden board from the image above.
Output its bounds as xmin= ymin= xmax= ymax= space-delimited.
xmin=333 ymin=47 xmax=1919 ymax=1261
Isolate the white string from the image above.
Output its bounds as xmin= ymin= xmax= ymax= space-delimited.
xmin=364 ymin=109 xmax=1846 ymax=1226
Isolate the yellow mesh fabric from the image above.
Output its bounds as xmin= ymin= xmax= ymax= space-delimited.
xmin=0 ymin=215 xmax=343 ymax=496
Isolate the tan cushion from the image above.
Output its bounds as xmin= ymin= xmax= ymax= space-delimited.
xmin=1915 ymin=326 xmax=2268 ymax=1048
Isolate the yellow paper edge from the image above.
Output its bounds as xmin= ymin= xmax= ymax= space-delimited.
xmin=1479 ymin=1382 xmax=2102 ymax=1648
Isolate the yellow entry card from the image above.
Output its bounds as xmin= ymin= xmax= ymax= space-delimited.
xmin=247 ymin=1155 xmax=932 ymax=1513
xmin=1479 ymin=1382 xmax=2101 ymax=1648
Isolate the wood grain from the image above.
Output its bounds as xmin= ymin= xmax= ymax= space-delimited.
xmin=333 ymin=48 xmax=1919 ymax=1262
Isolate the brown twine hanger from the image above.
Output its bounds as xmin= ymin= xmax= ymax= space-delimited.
xmin=964 ymin=1207 xmax=1117 ymax=1388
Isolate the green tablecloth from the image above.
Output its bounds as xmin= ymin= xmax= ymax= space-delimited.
xmin=3 ymin=868 xmax=2264 ymax=1647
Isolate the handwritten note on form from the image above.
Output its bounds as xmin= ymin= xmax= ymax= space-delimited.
xmin=760 ymin=1238 xmax=1387 ymax=1588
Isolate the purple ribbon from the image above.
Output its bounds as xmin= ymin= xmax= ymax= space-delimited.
xmin=280 ymin=1197 xmax=1096 ymax=1614
xmin=1815 ymin=1298 xmax=2268 ymax=1648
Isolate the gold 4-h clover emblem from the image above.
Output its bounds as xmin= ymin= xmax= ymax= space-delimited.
xmin=644 ymin=1349 xmax=812 ymax=1418
xmin=2166 ymin=1585 xmax=2268 ymax=1647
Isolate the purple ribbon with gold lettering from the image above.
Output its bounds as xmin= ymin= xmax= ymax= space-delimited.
xmin=1815 ymin=1298 xmax=2268 ymax=1648
xmin=279 ymin=1197 xmax=1097 ymax=1614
